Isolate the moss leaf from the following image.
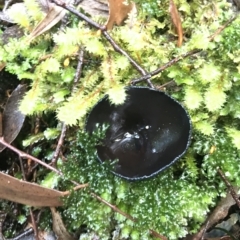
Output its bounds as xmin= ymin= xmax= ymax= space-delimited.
xmin=226 ymin=127 xmax=240 ymax=150
xmin=204 ymin=86 xmax=226 ymax=112
xmin=184 ymin=86 xmax=203 ymax=110
xmin=195 ymin=121 xmax=214 ymax=135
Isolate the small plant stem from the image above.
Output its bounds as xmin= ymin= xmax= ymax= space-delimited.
xmin=90 ymin=192 xmax=167 ymax=239
xmin=149 ymin=229 xmax=168 ymax=240
xmin=0 ymin=213 xmax=7 ymax=240
xmin=51 ymin=0 xmax=153 ymax=87
xmin=156 ymin=80 xmax=175 ymax=90
xmin=200 ymin=221 xmax=209 ymax=240
xmin=132 ymin=14 xmax=238 ymax=84
xmin=0 ymin=137 xmax=62 ymax=175
xmin=131 ymin=49 xmax=200 ymax=84
xmin=11 ymin=228 xmax=34 ymax=240
xmin=52 ymin=0 xmax=105 ymax=30
xmin=51 ymin=123 xmax=67 ymax=167
xmin=29 ymin=209 xmax=38 ymax=240
xmin=90 ymin=192 xmax=135 ymax=221
xmin=208 ymin=15 xmax=238 ymax=41
xmin=72 ymin=48 xmax=84 ymax=87
xmin=51 ymin=48 xmax=84 ymax=167
xmin=102 ymin=31 xmax=148 ymax=76
xmin=62 ymin=184 xmax=89 ymax=196
xmin=0 ymin=135 xmax=88 ymax=189
xmin=19 ymin=156 xmax=39 ymax=240
xmin=217 ymin=168 xmax=240 ymax=208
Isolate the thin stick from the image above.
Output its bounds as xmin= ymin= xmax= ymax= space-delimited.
xmin=91 ymin=192 xmax=136 ymax=221
xmin=72 ymin=48 xmax=84 ymax=87
xmin=19 ymin=156 xmax=39 ymax=240
xmin=149 ymin=229 xmax=168 ymax=240
xmin=156 ymin=80 xmax=176 ymax=91
xmin=51 ymin=48 xmax=84 ymax=166
xmin=90 ymin=192 xmax=167 ymax=239
xmin=208 ymin=15 xmax=238 ymax=41
xmin=51 ymin=123 xmax=67 ymax=167
xmin=62 ymin=183 xmax=89 ymax=196
xmin=200 ymin=221 xmax=209 ymax=240
xmin=11 ymin=228 xmax=34 ymax=240
xmin=51 ymin=0 xmax=153 ymax=88
xmin=131 ymin=49 xmax=200 ymax=84
xmin=52 ymin=0 xmax=105 ymax=30
xmin=132 ymin=15 xmax=238 ymax=84
xmin=217 ymin=168 xmax=240 ymax=208
xmin=0 ymin=137 xmax=62 ymax=175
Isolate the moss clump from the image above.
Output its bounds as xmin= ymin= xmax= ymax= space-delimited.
xmin=61 ymin=126 xmax=240 ymax=240
xmin=1 ymin=0 xmax=240 ymax=238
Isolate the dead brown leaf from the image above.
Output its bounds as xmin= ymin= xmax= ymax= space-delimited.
xmin=0 ymin=171 xmax=63 ymax=207
xmin=169 ymin=0 xmax=183 ymax=47
xmin=78 ymin=0 xmax=109 ymax=18
xmin=51 ymin=207 xmax=76 ymax=240
xmin=0 ymin=63 xmax=6 ymax=71
xmin=0 ymin=84 xmax=27 ymax=152
xmin=27 ymin=0 xmax=73 ymax=42
xmin=106 ymin=0 xmax=135 ymax=30
xmin=0 ymin=171 xmax=88 ymax=207
xmin=188 ymin=187 xmax=240 ymax=240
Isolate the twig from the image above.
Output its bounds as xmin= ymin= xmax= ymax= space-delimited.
xmin=131 ymin=49 xmax=200 ymax=84
xmin=149 ymin=229 xmax=168 ymax=240
xmin=132 ymin=14 xmax=238 ymax=84
xmin=0 ymin=137 xmax=62 ymax=175
xmin=62 ymin=183 xmax=89 ymax=196
xmin=51 ymin=48 xmax=84 ymax=166
xmin=200 ymin=221 xmax=209 ymax=240
xmin=51 ymin=0 xmax=153 ymax=88
xmin=72 ymin=48 xmax=84 ymax=88
xmin=0 ymin=211 xmax=7 ymax=239
xmin=208 ymin=15 xmax=238 ymax=41
xmin=91 ymin=192 xmax=167 ymax=239
xmin=51 ymin=123 xmax=67 ymax=167
xmin=217 ymin=168 xmax=240 ymax=208
xmin=10 ymin=228 xmax=34 ymax=240
xmin=102 ymin=31 xmax=146 ymax=75
xmin=90 ymin=192 xmax=135 ymax=221
xmin=34 ymin=116 xmax=40 ymax=135
xmin=19 ymin=156 xmax=39 ymax=240
xmin=102 ymin=31 xmax=154 ymax=88
xmin=157 ymin=80 xmax=175 ymax=89
xmin=52 ymin=0 xmax=105 ymax=30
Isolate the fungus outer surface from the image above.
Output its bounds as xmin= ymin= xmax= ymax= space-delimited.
xmin=86 ymin=87 xmax=191 ymax=180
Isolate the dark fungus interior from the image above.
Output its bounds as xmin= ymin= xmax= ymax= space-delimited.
xmin=86 ymin=87 xmax=191 ymax=180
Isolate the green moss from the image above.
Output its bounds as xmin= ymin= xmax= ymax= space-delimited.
xmin=60 ymin=127 xmax=240 ymax=240
xmin=1 ymin=0 xmax=240 ymax=239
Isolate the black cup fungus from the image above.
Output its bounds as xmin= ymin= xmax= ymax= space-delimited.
xmin=86 ymin=87 xmax=191 ymax=180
